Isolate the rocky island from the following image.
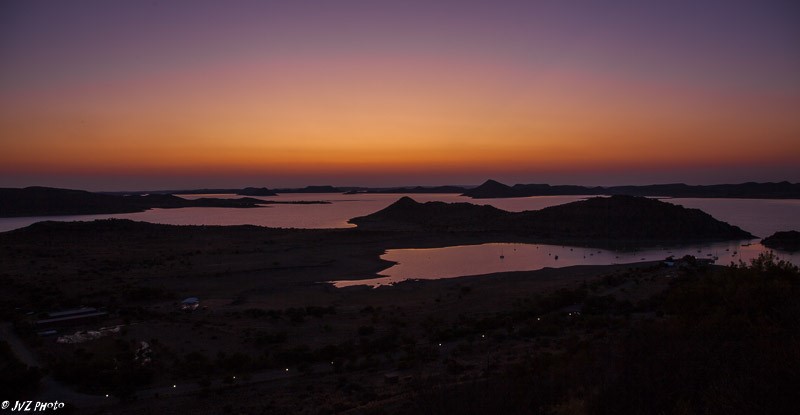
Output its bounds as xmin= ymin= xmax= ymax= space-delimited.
xmin=462 ymin=179 xmax=800 ymax=199
xmin=0 ymin=187 xmax=333 ymax=218
xmin=762 ymin=231 xmax=800 ymax=252
xmin=350 ymin=195 xmax=754 ymax=244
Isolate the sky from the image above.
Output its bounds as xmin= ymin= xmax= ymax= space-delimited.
xmin=1 ymin=0 xmax=799 ymax=190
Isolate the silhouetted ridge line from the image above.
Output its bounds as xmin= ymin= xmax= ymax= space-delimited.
xmin=273 ymin=185 xmax=342 ymax=193
xmin=353 ymin=185 xmax=467 ymax=194
xmin=462 ymin=179 xmax=800 ymax=199
xmin=350 ymin=195 xmax=754 ymax=242
xmin=105 ymin=187 xmax=278 ymax=196
xmin=761 ymin=231 xmax=800 ymax=252
xmin=0 ymin=187 xmax=267 ymax=217
xmin=237 ymin=187 xmax=278 ymax=196
xmin=349 ymin=196 xmax=506 ymax=232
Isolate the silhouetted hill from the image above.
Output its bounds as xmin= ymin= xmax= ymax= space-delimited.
xmin=511 ymin=183 xmax=601 ymax=195
xmin=605 ymin=181 xmax=800 ymax=198
xmin=179 ymin=197 xmax=265 ymax=208
xmin=359 ymin=185 xmax=467 ymax=194
xmin=463 ymin=179 xmax=800 ymax=199
xmin=761 ymin=231 xmax=800 ymax=252
xmin=349 ymin=196 xmax=506 ymax=231
xmin=463 ymin=180 xmax=606 ymax=198
xmin=0 ymin=187 xmax=266 ymax=217
xmin=462 ymin=179 xmax=517 ymax=198
xmin=0 ymin=187 xmax=142 ymax=217
xmin=350 ymin=195 xmax=753 ymax=243
xmin=503 ymin=195 xmax=753 ymax=240
xmin=275 ymin=185 xmax=342 ymax=193
xmin=236 ymin=187 xmax=277 ymax=196
xmin=102 ymin=187 xmax=277 ymax=196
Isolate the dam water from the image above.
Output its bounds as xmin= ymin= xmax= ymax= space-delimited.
xmin=331 ymin=239 xmax=798 ymax=287
xmin=1 ymin=193 xmax=797 ymax=236
xmin=1 ymin=193 xmax=798 ymax=286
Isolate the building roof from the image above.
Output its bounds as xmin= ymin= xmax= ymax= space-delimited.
xmin=47 ymin=307 xmax=97 ymax=318
xmin=37 ymin=311 xmax=108 ymax=326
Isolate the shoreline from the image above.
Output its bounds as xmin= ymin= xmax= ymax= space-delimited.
xmin=0 ymin=219 xmax=795 ymax=413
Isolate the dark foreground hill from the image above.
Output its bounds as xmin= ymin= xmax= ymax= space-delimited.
xmin=0 ymin=214 xmax=794 ymax=414
xmin=0 ymin=187 xmax=267 ymax=217
xmin=350 ymin=195 xmax=754 ymax=243
xmin=463 ymin=179 xmax=800 ymax=199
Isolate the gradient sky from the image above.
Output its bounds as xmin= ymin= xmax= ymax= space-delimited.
xmin=1 ymin=0 xmax=799 ymax=190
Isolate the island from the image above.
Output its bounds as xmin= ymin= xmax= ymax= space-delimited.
xmin=0 ymin=187 xmax=328 ymax=218
xmin=350 ymin=185 xmax=468 ymax=194
xmin=462 ymin=179 xmax=800 ymax=199
xmin=762 ymin=230 xmax=800 ymax=252
xmin=235 ymin=187 xmax=278 ymax=196
xmin=350 ymin=195 xmax=753 ymax=244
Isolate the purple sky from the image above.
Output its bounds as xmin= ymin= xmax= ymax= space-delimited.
xmin=1 ymin=0 xmax=798 ymax=190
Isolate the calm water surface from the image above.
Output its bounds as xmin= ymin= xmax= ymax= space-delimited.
xmin=665 ymin=198 xmax=800 ymax=238
xmin=332 ymin=240 xmax=799 ymax=287
xmin=2 ymin=193 xmax=798 ymax=285
xmin=1 ymin=193 xmax=797 ymax=236
xmin=0 ymin=193 xmax=593 ymax=232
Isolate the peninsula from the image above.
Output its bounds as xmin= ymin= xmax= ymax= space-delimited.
xmin=462 ymin=179 xmax=800 ymax=199
xmin=350 ymin=195 xmax=753 ymax=244
xmin=0 ymin=187 xmax=328 ymax=218
xmin=762 ymin=231 xmax=800 ymax=252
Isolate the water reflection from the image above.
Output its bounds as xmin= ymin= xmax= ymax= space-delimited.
xmin=1 ymin=194 xmax=798 ymax=236
xmin=331 ymin=240 xmax=798 ymax=288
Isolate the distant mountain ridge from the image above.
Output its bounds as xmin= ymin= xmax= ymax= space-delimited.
xmin=462 ymin=179 xmax=800 ymax=199
xmin=273 ymin=185 xmax=342 ymax=193
xmin=350 ymin=195 xmax=754 ymax=243
xmin=351 ymin=185 xmax=467 ymax=194
xmin=103 ymin=187 xmax=277 ymax=196
xmin=0 ymin=187 xmax=267 ymax=217
xmin=98 ymin=180 xmax=800 ymax=198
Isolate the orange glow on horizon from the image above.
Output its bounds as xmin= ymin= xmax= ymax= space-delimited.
xmin=2 ymin=2 xmax=799 ymax=188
